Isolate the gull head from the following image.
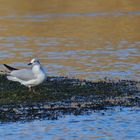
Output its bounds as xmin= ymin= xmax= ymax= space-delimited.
xmin=28 ymin=58 xmax=40 ymax=66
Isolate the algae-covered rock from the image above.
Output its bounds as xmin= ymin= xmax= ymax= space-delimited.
xmin=0 ymin=74 xmax=140 ymax=122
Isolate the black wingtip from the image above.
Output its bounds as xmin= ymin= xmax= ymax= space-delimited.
xmin=3 ymin=64 xmax=18 ymax=71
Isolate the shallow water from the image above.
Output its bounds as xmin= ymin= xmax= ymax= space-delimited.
xmin=0 ymin=107 xmax=140 ymax=140
xmin=0 ymin=0 xmax=140 ymax=80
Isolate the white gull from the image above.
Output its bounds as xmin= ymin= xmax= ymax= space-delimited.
xmin=4 ymin=58 xmax=46 ymax=92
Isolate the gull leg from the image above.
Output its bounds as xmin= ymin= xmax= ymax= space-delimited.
xmin=28 ymin=86 xmax=32 ymax=92
xmin=28 ymin=86 xmax=36 ymax=94
xmin=32 ymin=88 xmax=36 ymax=94
xmin=27 ymin=83 xmax=37 ymax=93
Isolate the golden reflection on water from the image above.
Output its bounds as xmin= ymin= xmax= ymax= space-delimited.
xmin=0 ymin=0 xmax=140 ymax=80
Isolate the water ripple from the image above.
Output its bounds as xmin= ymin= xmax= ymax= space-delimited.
xmin=0 ymin=11 xmax=139 ymax=21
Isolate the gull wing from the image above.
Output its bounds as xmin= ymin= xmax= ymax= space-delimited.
xmin=10 ymin=69 xmax=36 ymax=81
xmin=3 ymin=64 xmax=18 ymax=71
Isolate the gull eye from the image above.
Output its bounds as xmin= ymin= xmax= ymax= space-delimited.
xmin=34 ymin=60 xmax=39 ymax=63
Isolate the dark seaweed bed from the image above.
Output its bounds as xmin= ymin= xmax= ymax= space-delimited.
xmin=0 ymin=75 xmax=140 ymax=122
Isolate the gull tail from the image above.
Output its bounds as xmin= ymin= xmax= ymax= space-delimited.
xmin=7 ymin=76 xmax=19 ymax=82
xmin=0 ymin=70 xmax=20 ymax=82
xmin=3 ymin=64 xmax=18 ymax=71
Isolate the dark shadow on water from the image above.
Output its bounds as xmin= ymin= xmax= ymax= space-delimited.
xmin=0 ymin=75 xmax=140 ymax=122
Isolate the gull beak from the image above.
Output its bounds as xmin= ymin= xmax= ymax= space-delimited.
xmin=28 ymin=63 xmax=32 ymax=65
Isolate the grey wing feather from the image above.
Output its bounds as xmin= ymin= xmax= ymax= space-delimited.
xmin=10 ymin=69 xmax=35 ymax=81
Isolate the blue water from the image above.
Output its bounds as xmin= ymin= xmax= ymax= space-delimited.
xmin=0 ymin=107 xmax=140 ymax=140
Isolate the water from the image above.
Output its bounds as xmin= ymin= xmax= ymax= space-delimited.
xmin=0 ymin=0 xmax=139 ymax=81
xmin=0 ymin=107 xmax=140 ymax=140
xmin=0 ymin=1 xmax=140 ymax=139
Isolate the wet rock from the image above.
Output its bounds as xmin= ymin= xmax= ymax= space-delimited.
xmin=0 ymin=74 xmax=140 ymax=122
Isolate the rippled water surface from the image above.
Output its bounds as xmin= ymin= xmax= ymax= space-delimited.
xmin=0 ymin=0 xmax=139 ymax=80
xmin=0 ymin=108 xmax=140 ymax=140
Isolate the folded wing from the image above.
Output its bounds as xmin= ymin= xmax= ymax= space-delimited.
xmin=9 ymin=69 xmax=36 ymax=81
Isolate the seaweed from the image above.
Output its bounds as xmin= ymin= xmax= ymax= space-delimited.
xmin=0 ymin=74 xmax=140 ymax=122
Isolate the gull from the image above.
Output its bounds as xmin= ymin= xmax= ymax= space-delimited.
xmin=3 ymin=58 xmax=46 ymax=92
